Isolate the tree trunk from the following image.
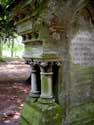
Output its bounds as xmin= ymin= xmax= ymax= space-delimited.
xmin=11 ymin=40 xmax=14 ymax=58
xmin=0 ymin=40 xmax=3 ymax=61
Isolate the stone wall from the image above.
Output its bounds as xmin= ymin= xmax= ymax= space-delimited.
xmin=35 ymin=0 xmax=94 ymax=124
xmin=68 ymin=5 xmax=94 ymax=124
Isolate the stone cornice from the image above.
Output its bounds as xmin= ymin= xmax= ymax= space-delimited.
xmin=8 ymin=0 xmax=45 ymax=15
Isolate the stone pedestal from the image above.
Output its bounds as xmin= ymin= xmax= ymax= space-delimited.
xmin=20 ymin=96 xmax=63 ymax=125
xmin=20 ymin=54 xmax=63 ymax=125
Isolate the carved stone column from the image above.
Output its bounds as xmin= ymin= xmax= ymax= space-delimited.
xmin=40 ymin=62 xmax=53 ymax=99
xmin=30 ymin=62 xmax=40 ymax=97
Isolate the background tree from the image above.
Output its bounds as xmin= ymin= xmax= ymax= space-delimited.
xmin=0 ymin=0 xmax=16 ymax=60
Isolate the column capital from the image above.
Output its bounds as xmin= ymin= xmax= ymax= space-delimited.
xmin=40 ymin=62 xmax=53 ymax=72
xmin=29 ymin=62 xmax=39 ymax=72
xmin=53 ymin=61 xmax=62 ymax=67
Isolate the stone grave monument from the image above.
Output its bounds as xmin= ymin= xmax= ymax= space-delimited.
xmin=9 ymin=0 xmax=94 ymax=125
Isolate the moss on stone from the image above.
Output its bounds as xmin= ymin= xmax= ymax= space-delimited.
xmin=19 ymin=96 xmax=63 ymax=125
xmin=42 ymin=76 xmax=49 ymax=93
xmin=30 ymin=53 xmax=61 ymax=62
xmin=31 ymin=0 xmax=49 ymax=18
xmin=68 ymin=102 xmax=94 ymax=125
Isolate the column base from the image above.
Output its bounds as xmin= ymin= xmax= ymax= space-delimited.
xmin=38 ymin=97 xmax=55 ymax=104
xmin=29 ymin=91 xmax=40 ymax=98
xmin=40 ymin=94 xmax=53 ymax=99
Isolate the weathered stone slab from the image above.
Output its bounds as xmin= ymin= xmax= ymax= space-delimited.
xmin=70 ymin=31 xmax=94 ymax=66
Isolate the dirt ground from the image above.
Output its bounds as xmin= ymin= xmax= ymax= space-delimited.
xmin=0 ymin=60 xmax=31 ymax=125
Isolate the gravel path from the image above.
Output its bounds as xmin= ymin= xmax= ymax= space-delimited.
xmin=0 ymin=120 xmax=19 ymax=125
xmin=0 ymin=60 xmax=31 ymax=125
xmin=0 ymin=60 xmax=31 ymax=82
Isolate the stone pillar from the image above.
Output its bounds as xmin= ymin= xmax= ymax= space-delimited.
xmin=40 ymin=62 xmax=53 ymax=99
xmin=30 ymin=62 xmax=40 ymax=97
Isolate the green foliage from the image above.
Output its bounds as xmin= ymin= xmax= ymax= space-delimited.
xmin=0 ymin=0 xmax=16 ymax=43
xmin=0 ymin=0 xmax=13 ymax=7
xmin=0 ymin=0 xmax=17 ymax=60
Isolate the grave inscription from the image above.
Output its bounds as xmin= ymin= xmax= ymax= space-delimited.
xmin=70 ymin=31 xmax=94 ymax=66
